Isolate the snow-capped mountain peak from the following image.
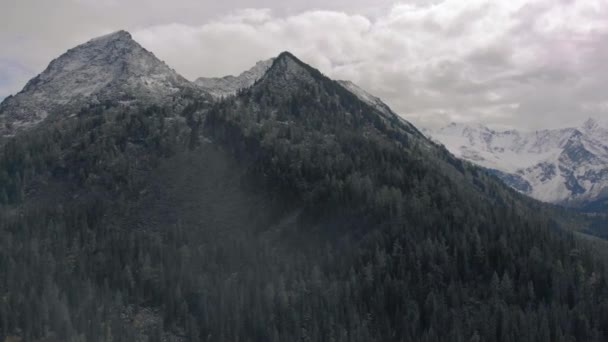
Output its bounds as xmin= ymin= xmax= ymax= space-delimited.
xmin=0 ymin=30 xmax=197 ymax=136
xmin=581 ymin=117 xmax=608 ymax=144
xmin=582 ymin=117 xmax=608 ymax=131
xmin=195 ymin=53 xmax=402 ymax=125
xmin=426 ymin=119 xmax=608 ymax=206
xmin=194 ymin=52 xmax=317 ymax=101
xmin=87 ymin=29 xmax=132 ymax=43
xmin=262 ymin=52 xmax=319 ymax=84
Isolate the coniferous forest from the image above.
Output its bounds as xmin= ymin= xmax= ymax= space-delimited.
xmin=0 ymin=53 xmax=607 ymax=342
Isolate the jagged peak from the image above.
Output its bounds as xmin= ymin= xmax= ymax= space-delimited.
xmin=582 ymin=117 xmax=608 ymax=131
xmin=88 ymin=30 xmax=133 ymax=43
xmin=80 ymin=30 xmax=143 ymax=55
xmin=269 ymin=51 xmax=303 ymax=70
xmin=583 ymin=117 xmax=598 ymax=130
xmin=438 ymin=121 xmax=490 ymax=133
xmin=59 ymin=30 xmax=151 ymax=66
xmin=194 ymin=58 xmax=275 ymax=99
xmin=24 ymin=29 xmax=171 ymax=91
xmin=196 ymin=58 xmax=274 ymax=83
xmin=265 ymin=51 xmax=324 ymax=81
xmin=275 ymin=51 xmax=299 ymax=62
xmin=0 ymin=29 xmax=196 ymax=136
xmin=253 ymin=58 xmax=274 ymax=67
xmin=248 ymin=51 xmax=338 ymax=98
xmin=41 ymin=30 xmax=145 ymax=75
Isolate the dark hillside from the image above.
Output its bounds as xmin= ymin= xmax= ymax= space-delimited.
xmin=0 ymin=51 xmax=607 ymax=342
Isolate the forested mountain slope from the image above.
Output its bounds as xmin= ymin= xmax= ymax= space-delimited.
xmin=0 ymin=34 xmax=607 ymax=342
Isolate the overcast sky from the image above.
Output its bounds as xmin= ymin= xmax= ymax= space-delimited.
xmin=1 ymin=0 xmax=607 ymax=129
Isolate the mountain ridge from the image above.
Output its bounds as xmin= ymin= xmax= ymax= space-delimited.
xmin=195 ymin=58 xmax=274 ymax=99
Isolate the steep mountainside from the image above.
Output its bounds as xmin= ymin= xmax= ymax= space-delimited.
xmin=0 ymin=34 xmax=607 ymax=342
xmin=337 ymin=80 xmax=393 ymax=117
xmin=194 ymin=58 xmax=274 ymax=99
xmin=0 ymin=30 xmax=206 ymax=136
xmin=427 ymin=119 xmax=608 ymax=206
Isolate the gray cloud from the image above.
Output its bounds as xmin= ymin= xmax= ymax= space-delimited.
xmin=1 ymin=0 xmax=607 ymax=129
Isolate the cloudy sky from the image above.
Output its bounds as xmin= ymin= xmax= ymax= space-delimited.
xmin=1 ymin=0 xmax=607 ymax=129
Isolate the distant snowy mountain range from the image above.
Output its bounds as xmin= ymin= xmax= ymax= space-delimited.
xmin=424 ymin=119 xmax=608 ymax=207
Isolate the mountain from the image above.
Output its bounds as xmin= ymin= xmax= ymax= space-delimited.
xmin=194 ymin=58 xmax=274 ymax=99
xmin=1 ymin=33 xmax=607 ymax=342
xmin=0 ymin=30 xmax=205 ymax=136
xmin=337 ymin=80 xmax=393 ymax=116
xmin=426 ymin=119 xmax=608 ymax=206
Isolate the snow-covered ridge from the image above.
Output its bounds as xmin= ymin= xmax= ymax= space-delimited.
xmin=337 ymin=80 xmax=393 ymax=117
xmin=426 ymin=119 xmax=608 ymax=205
xmin=195 ymin=58 xmax=274 ymax=99
xmin=195 ymin=56 xmax=397 ymax=121
xmin=0 ymin=28 xmax=411 ymax=138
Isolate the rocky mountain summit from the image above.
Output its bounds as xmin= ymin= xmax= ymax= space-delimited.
xmin=0 ymin=30 xmax=202 ymax=136
xmin=0 ymin=30 xmax=413 ymax=140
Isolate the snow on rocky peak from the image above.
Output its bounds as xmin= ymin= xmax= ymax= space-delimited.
xmin=196 ymin=53 xmax=408 ymax=125
xmin=0 ymin=30 xmax=197 ymax=136
xmin=263 ymin=52 xmax=317 ymax=81
xmin=427 ymin=119 xmax=608 ymax=206
xmin=195 ymin=58 xmax=274 ymax=99
xmin=216 ymin=52 xmax=423 ymax=136
xmin=581 ymin=117 xmax=608 ymax=143
xmin=243 ymin=51 xmax=327 ymax=99
xmin=336 ymin=80 xmax=422 ymax=135
xmin=337 ymin=80 xmax=392 ymax=117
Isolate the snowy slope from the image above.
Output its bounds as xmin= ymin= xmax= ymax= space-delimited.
xmin=195 ymin=59 xmax=274 ymax=99
xmin=337 ymin=80 xmax=393 ymax=117
xmin=0 ymin=30 xmax=201 ymax=136
xmin=336 ymin=80 xmax=423 ymax=137
xmin=427 ymin=119 xmax=608 ymax=205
